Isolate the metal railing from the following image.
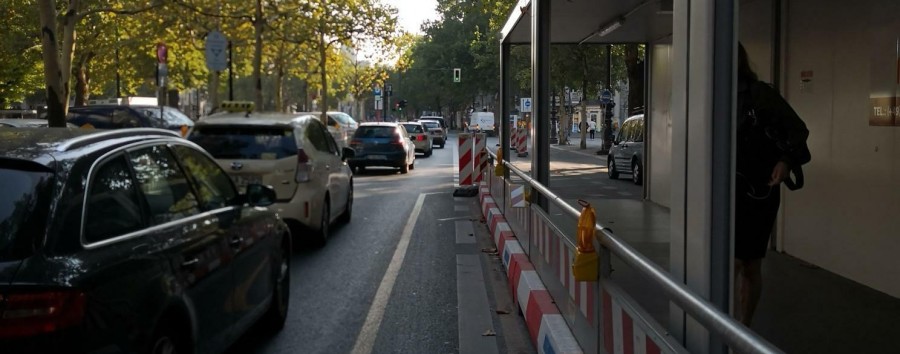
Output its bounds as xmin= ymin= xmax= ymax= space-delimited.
xmin=489 ymin=150 xmax=783 ymax=354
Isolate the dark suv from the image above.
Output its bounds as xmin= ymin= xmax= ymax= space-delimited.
xmin=0 ymin=128 xmax=291 ymax=353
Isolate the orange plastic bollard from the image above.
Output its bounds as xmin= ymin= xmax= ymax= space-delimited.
xmin=572 ymin=199 xmax=599 ymax=281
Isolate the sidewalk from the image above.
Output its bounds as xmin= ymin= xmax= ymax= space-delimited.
xmin=490 ymin=135 xmax=900 ymax=353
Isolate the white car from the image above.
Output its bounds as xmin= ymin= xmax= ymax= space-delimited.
xmin=298 ymin=111 xmax=358 ymax=148
xmin=189 ymin=112 xmax=354 ymax=246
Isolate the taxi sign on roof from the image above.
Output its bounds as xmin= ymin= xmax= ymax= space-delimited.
xmin=221 ymin=101 xmax=254 ymax=114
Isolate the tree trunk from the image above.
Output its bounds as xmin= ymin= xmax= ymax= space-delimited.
xmin=38 ymin=0 xmax=79 ymax=127
xmin=275 ymin=69 xmax=284 ymax=112
xmin=558 ymin=87 xmax=569 ymax=145
xmin=252 ymin=0 xmax=264 ymax=109
xmin=625 ymin=44 xmax=644 ymax=115
xmin=74 ymin=52 xmax=94 ymax=107
xmin=318 ymin=28 xmax=328 ymax=125
xmin=357 ymin=97 xmax=366 ymax=122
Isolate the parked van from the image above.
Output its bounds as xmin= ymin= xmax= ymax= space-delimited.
xmin=470 ymin=112 xmax=496 ymax=136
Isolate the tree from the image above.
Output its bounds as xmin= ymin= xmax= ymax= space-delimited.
xmin=0 ymin=0 xmax=44 ymax=108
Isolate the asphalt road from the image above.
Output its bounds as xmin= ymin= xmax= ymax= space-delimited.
xmin=227 ymin=135 xmax=534 ymax=354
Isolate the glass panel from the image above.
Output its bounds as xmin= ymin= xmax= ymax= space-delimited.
xmin=84 ymin=156 xmax=144 ymax=243
xmin=129 ymin=145 xmax=200 ymax=225
xmin=306 ymin=122 xmax=332 ymax=152
xmin=189 ymin=126 xmax=298 ymax=160
xmin=0 ymin=163 xmax=53 ymax=260
xmin=172 ymin=145 xmax=238 ymax=210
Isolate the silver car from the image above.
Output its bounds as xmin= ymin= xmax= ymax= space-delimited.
xmin=607 ymin=114 xmax=644 ymax=185
xmin=189 ymin=112 xmax=355 ymax=246
xmin=401 ymin=122 xmax=433 ymax=157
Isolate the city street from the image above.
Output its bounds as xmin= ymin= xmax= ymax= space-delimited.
xmin=227 ymin=136 xmax=534 ymax=354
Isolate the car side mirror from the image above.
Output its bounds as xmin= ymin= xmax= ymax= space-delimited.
xmin=245 ymin=184 xmax=276 ymax=207
xmin=342 ymin=147 xmax=356 ymax=160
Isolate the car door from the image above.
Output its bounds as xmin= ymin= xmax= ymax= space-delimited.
xmin=170 ymin=144 xmax=277 ymax=342
xmin=126 ymin=144 xmax=236 ymax=353
xmin=323 ymin=128 xmax=350 ymax=213
xmin=627 ymin=117 xmax=645 ymax=166
xmin=306 ymin=120 xmax=346 ymax=220
xmin=614 ymin=120 xmax=634 ymax=169
xmin=305 ymin=120 xmax=337 ymax=219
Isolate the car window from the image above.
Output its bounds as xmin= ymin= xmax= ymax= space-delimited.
xmin=633 ymin=118 xmax=644 ymax=142
xmin=113 ymin=109 xmax=142 ymax=127
xmin=324 ymin=129 xmax=340 ymax=155
xmin=306 ymin=121 xmax=332 ymax=153
xmin=0 ymin=161 xmax=54 ymax=260
xmin=189 ymin=126 xmax=298 ymax=160
xmin=355 ymin=126 xmax=397 ymax=138
xmin=420 ymin=121 xmax=439 ymax=129
xmin=402 ymin=124 xmax=424 ymax=133
xmin=84 ymin=155 xmax=145 ymax=243
xmin=172 ymin=145 xmax=237 ymax=210
xmin=128 ymin=145 xmax=200 ymax=225
xmin=137 ymin=107 xmax=194 ymax=127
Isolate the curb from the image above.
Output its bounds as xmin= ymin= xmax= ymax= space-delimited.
xmin=478 ymin=183 xmax=583 ymax=354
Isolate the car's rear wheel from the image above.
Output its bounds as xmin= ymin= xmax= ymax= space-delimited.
xmin=425 ymin=148 xmax=432 ymax=157
xmin=149 ymin=321 xmax=189 ymax=354
xmin=338 ymin=184 xmax=352 ymax=224
xmin=315 ymin=199 xmax=330 ymax=246
xmin=400 ymin=161 xmax=410 ymax=174
xmin=261 ymin=236 xmax=290 ymax=331
xmin=355 ymin=166 xmax=366 ymax=174
xmin=632 ymin=160 xmax=643 ymax=185
xmin=608 ymin=157 xmax=619 ymax=179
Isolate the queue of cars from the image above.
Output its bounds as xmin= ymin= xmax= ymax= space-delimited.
xmin=0 ymin=105 xmax=447 ymax=352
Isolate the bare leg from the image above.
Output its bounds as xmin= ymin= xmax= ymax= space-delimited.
xmin=736 ymin=258 xmax=763 ymax=326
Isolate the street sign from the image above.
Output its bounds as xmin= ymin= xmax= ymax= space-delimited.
xmin=205 ymin=31 xmax=228 ymax=71
xmin=156 ymin=43 xmax=168 ymax=64
xmin=157 ymin=63 xmax=168 ymax=86
xmin=600 ymin=90 xmax=613 ymax=104
xmin=386 ymin=83 xmax=392 ymax=96
xmin=375 ymin=99 xmax=383 ymax=111
xmin=521 ymin=97 xmax=532 ymax=113
xmin=374 ymin=87 xmax=382 ymax=96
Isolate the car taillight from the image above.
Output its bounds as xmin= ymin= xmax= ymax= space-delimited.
xmin=351 ymin=139 xmax=362 ymax=146
xmin=390 ymin=136 xmax=404 ymax=146
xmin=0 ymin=290 xmax=86 ymax=338
xmin=417 ymin=135 xmax=426 ymax=141
xmin=296 ymin=149 xmax=311 ymax=183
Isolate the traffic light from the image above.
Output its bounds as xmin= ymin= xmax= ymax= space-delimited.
xmin=394 ymin=102 xmax=399 ymax=111
xmin=453 ymin=68 xmax=461 ymax=83
xmin=399 ymin=100 xmax=408 ymax=109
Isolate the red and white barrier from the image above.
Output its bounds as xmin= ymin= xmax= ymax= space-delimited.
xmin=474 ymin=133 xmax=486 ymax=183
xmin=458 ymin=133 xmax=473 ymax=186
xmin=479 ymin=183 xmax=583 ymax=354
xmin=517 ymin=128 xmax=528 ymax=157
xmin=511 ymin=127 xmax=519 ymax=149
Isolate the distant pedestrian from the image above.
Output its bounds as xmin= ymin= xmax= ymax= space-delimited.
xmin=588 ymin=120 xmax=596 ymax=139
xmin=733 ymin=43 xmax=810 ymax=326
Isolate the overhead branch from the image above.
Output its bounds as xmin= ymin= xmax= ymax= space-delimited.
xmin=77 ymin=2 xmax=166 ymax=21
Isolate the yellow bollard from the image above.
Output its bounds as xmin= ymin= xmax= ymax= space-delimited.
xmin=572 ymin=199 xmax=599 ymax=281
xmin=494 ymin=147 xmax=505 ymax=176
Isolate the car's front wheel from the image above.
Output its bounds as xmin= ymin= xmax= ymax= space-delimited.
xmin=149 ymin=321 xmax=189 ymax=354
xmin=632 ymin=160 xmax=643 ymax=185
xmin=315 ymin=199 xmax=330 ymax=246
xmin=261 ymin=236 xmax=290 ymax=331
xmin=338 ymin=184 xmax=352 ymax=224
xmin=608 ymin=157 xmax=619 ymax=179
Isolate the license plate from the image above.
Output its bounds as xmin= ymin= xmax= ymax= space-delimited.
xmin=368 ymin=155 xmax=386 ymax=160
xmin=233 ymin=175 xmax=261 ymax=190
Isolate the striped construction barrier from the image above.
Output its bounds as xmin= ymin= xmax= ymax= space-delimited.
xmin=510 ymin=184 xmax=526 ymax=208
xmin=517 ymin=128 xmax=528 ymax=157
xmin=474 ymin=133 xmax=487 ymax=183
xmin=458 ymin=133 xmax=473 ymax=186
xmin=511 ymin=126 xmax=519 ymax=150
xmin=478 ymin=183 xmax=583 ymax=354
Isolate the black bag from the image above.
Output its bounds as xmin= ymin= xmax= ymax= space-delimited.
xmin=743 ymin=82 xmax=811 ymax=191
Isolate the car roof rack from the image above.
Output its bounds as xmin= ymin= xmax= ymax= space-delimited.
xmin=56 ymin=128 xmax=181 ymax=152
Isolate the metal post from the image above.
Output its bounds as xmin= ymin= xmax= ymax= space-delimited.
xmin=501 ymin=42 xmax=511 ymax=180
xmin=228 ymin=41 xmax=234 ymax=101
xmin=602 ymin=45 xmax=614 ymax=153
xmin=532 ymin=0 xmax=551 ymax=210
xmin=710 ymin=0 xmax=737 ymax=352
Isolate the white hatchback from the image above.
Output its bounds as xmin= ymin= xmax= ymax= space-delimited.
xmin=189 ymin=113 xmax=355 ymax=246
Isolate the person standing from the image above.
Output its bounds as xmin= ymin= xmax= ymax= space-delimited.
xmin=734 ymin=43 xmax=810 ymax=326
xmin=588 ymin=119 xmax=596 ymax=139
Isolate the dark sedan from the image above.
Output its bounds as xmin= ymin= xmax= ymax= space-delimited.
xmin=66 ymin=105 xmax=194 ymax=136
xmin=347 ymin=122 xmax=416 ymax=174
xmin=0 ymin=128 xmax=291 ymax=353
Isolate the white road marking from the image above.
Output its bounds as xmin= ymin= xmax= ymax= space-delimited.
xmin=351 ymin=193 xmax=427 ymax=354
